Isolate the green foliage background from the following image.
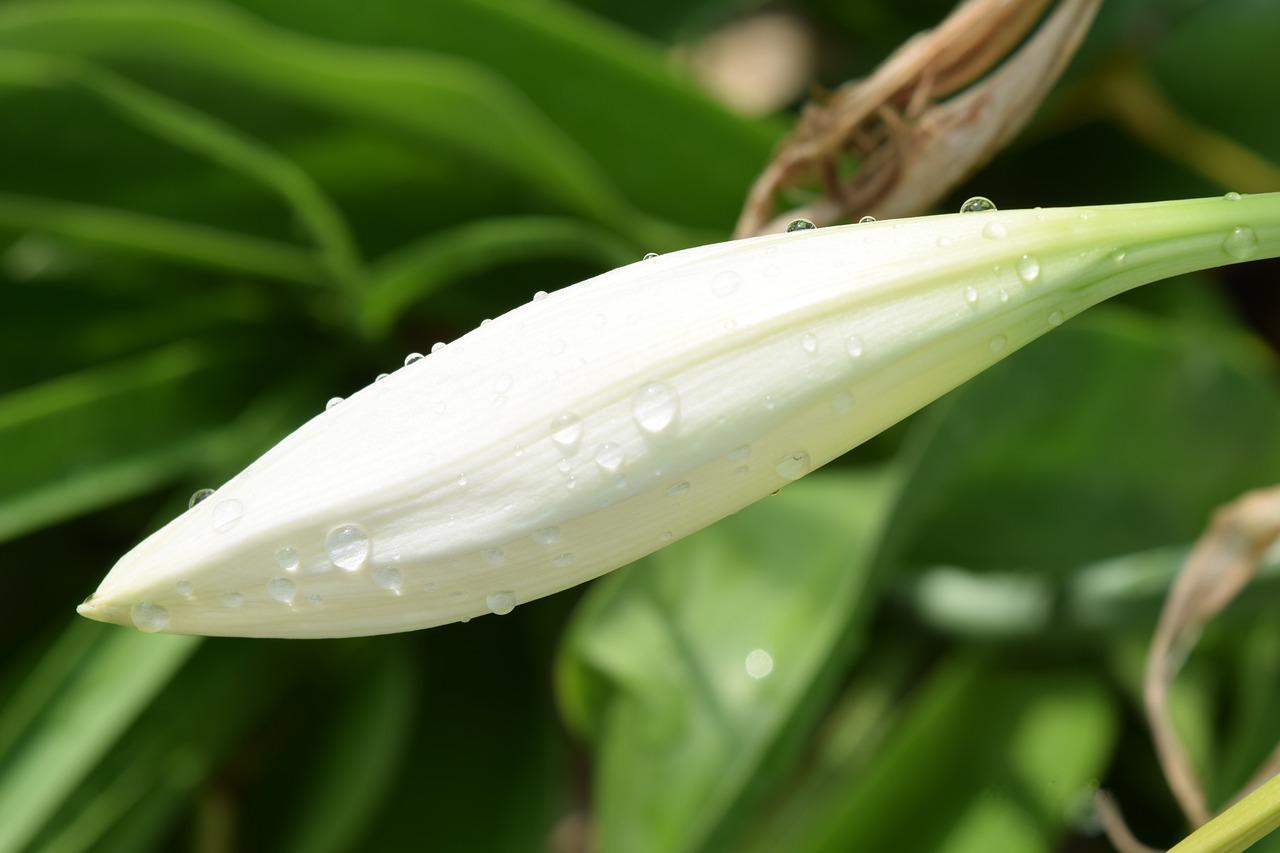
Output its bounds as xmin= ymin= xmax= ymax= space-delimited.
xmin=2 ymin=0 xmax=1279 ymax=851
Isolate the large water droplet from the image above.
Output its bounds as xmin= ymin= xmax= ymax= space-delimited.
xmin=326 ymin=397 xmax=343 ymax=410
xmin=1225 ymin=191 xmax=1242 ymax=202
xmin=130 ymin=602 xmax=169 ymax=633
xmin=486 ymin=591 xmax=517 ymax=615
xmin=276 ymin=547 xmax=300 ymax=572
xmin=373 ymin=566 xmax=403 ymax=591
xmin=594 ymin=442 xmax=624 ymax=472
xmin=189 ymin=488 xmax=214 ymax=509
xmin=533 ymin=290 xmax=548 ymax=302
xmin=858 ymin=215 xmax=877 ymax=224
xmin=981 ymin=221 xmax=1007 ymax=240
xmin=430 ymin=342 xmax=446 ymax=354
xmin=1223 ymin=226 xmax=1259 ymax=260
xmin=482 ymin=546 xmax=505 ymax=565
xmin=960 ymin=196 xmax=997 ymax=214
xmin=268 ymin=577 xmax=297 ymax=604
xmin=533 ymin=526 xmax=560 ymax=545
xmin=1016 ymin=254 xmax=1041 ymax=283
xmin=786 ymin=218 xmax=816 ymax=232
xmin=326 ymin=525 xmax=369 ymax=570
xmin=745 ymin=649 xmax=774 ymax=679
xmin=221 ymin=591 xmax=244 ymax=608
xmin=711 ymin=269 xmax=741 ymax=296
xmin=776 ymin=450 xmax=811 ymax=481
xmin=212 ymin=499 xmax=245 ymax=532
xmin=632 ymin=382 xmax=678 ymax=434
xmin=404 ymin=352 xmax=424 ymax=366
xmin=549 ymin=412 xmax=583 ymax=453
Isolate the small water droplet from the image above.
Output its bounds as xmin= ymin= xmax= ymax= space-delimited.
xmin=659 ymin=531 xmax=674 ymax=543
xmin=964 ymin=285 xmax=979 ymax=305
xmin=375 ymin=373 xmax=389 ymax=381
xmin=130 ymin=602 xmax=169 ymax=633
xmin=666 ymin=481 xmax=691 ymax=497
xmin=800 ymin=333 xmax=819 ymax=354
xmin=556 ymin=458 xmax=572 ymax=474
xmin=549 ymin=412 xmax=583 ymax=453
xmin=594 ymin=443 xmax=624 ymax=472
xmin=786 ymin=218 xmax=816 ymax=232
xmin=745 ymin=649 xmax=774 ymax=679
xmin=431 ymin=342 xmax=446 ymax=353
xmin=1110 ymin=249 xmax=1126 ymax=263
xmin=832 ymin=392 xmax=854 ymax=412
xmin=727 ymin=445 xmax=751 ymax=463
xmin=1048 ymin=310 xmax=1065 ymax=327
xmin=373 ymin=566 xmax=403 ymax=591
xmin=776 ymin=450 xmax=811 ymax=481
xmin=960 ymin=196 xmax=996 ymax=214
xmin=733 ymin=465 xmax=749 ymax=477
xmin=632 ymin=382 xmax=678 ymax=434
xmin=456 ymin=474 xmax=468 ymax=488
xmin=486 ymin=591 xmax=517 ymax=615
xmin=493 ymin=374 xmax=513 ymax=394
xmin=711 ymin=269 xmax=741 ymax=296
xmin=1223 ymin=226 xmax=1259 ymax=260
xmin=533 ymin=526 xmax=560 ymax=545
xmin=1225 ymin=191 xmax=1242 ymax=201
xmin=643 ymin=252 xmax=658 ymax=260
xmin=404 ymin=352 xmax=424 ymax=366
xmin=275 ymin=547 xmax=300 ymax=571
xmin=762 ymin=395 xmax=776 ymax=410
xmin=268 ymin=577 xmax=297 ymax=604
xmin=981 ymin=221 xmax=1007 ymax=240
xmin=858 ymin=215 xmax=877 ymax=224
xmin=845 ymin=336 xmax=865 ymax=358
xmin=533 ymin=290 xmax=548 ymax=302
xmin=326 ymin=525 xmax=370 ymax=571
xmin=221 ymin=591 xmax=244 ymax=608
xmin=175 ymin=580 xmax=193 ymax=596
xmin=424 ymin=582 xmax=437 ymax=593
xmin=998 ymin=289 xmax=1010 ymax=303
xmin=309 ymin=594 xmax=323 ymax=606
xmin=936 ymin=235 xmax=952 ymax=247
xmin=1016 ymin=254 xmax=1041 ymax=283
xmin=482 ymin=546 xmax=505 ymax=565
xmin=189 ymin=488 xmax=215 ymax=509
xmin=989 ymin=335 xmax=1008 ymax=352
xmin=212 ymin=499 xmax=245 ymax=532
xmin=552 ymin=553 xmax=575 ymax=568
xmin=326 ymin=397 xmax=343 ymax=410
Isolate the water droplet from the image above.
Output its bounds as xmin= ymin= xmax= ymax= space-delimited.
xmin=456 ymin=473 xmax=468 ymax=488
xmin=533 ymin=290 xmax=548 ymax=302
xmin=189 ymin=488 xmax=215 ymax=509
xmin=960 ymin=196 xmax=996 ymax=214
xmin=268 ymin=577 xmax=297 ymax=604
xmin=276 ymin=547 xmax=300 ymax=571
xmin=711 ymin=269 xmax=741 ymax=296
xmin=424 ymin=582 xmax=437 ymax=593
xmin=1223 ymin=226 xmax=1259 ymax=260
xmin=800 ymin=333 xmax=819 ymax=354
xmin=309 ymin=594 xmax=323 ymax=606
xmin=1048 ymin=310 xmax=1065 ymax=327
xmin=486 ymin=591 xmax=517 ymax=615
xmin=553 ymin=553 xmax=575 ymax=568
xmin=989 ymin=335 xmax=1008 ymax=353
xmin=762 ymin=395 xmax=777 ymax=410
xmin=659 ymin=531 xmax=674 ymax=543
xmin=130 ymin=602 xmax=169 ymax=633
xmin=858 ymin=215 xmax=877 ymax=224
xmin=1225 ymin=191 xmax=1242 ymax=201
xmin=981 ymin=222 xmax=1007 ymax=240
xmin=666 ymin=481 xmax=691 ymax=497
xmin=832 ymin=392 xmax=854 ymax=412
xmin=493 ymin=374 xmax=513 ymax=394
xmin=375 ymin=373 xmax=389 ymax=381
xmin=845 ymin=336 xmax=865 ymax=358
xmin=404 ymin=352 xmax=424 ymax=366
xmin=533 ymin=526 xmax=560 ymax=545
xmin=326 ymin=397 xmax=343 ymax=410
xmin=373 ymin=566 xmax=403 ymax=591
xmin=326 ymin=525 xmax=369 ymax=570
xmin=549 ymin=413 xmax=583 ymax=453
xmin=963 ymin=286 xmax=979 ymax=305
xmin=643 ymin=252 xmax=658 ymax=260
xmin=936 ymin=235 xmax=952 ymax=248
xmin=482 ymin=546 xmax=505 ymax=565
xmin=745 ymin=649 xmax=774 ymax=679
xmin=727 ymin=445 xmax=751 ymax=463
xmin=786 ymin=218 xmax=816 ymax=232
xmin=998 ymin=289 xmax=1010 ymax=303
xmin=776 ymin=450 xmax=811 ymax=481
xmin=1016 ymin=254 xmax=1041 ymax=283
xmin=632 ymin=382 xmax=678 ymax=434
xmin=430 ymin=342 xmax=446 ymax=353
xmin=594 ymin=442 xmax=624 ymax=472
xmin=733 ymin=465 xmax=749 ymax=477
xmin=221 ymin=591 xmax=244 ymax=608
xmin=212 ymin=499 xmax=245 ymax=532
xmin=175 ymin=580 xmax=193 ymax=596
xmin=1110 ymin=249 xmax=1126 ymax=263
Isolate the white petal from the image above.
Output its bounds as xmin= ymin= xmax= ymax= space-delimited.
xmin=78 ymin=194 xmax=1280 ymax=637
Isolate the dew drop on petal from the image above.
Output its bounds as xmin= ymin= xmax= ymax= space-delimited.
xmin=643 ymin=252 xmax=658 ymax=260
xmin=375 ymin=372 xmax=389 ymax=381
xmin=832 ymin=392 xmax=854 ymax=412
xmin=1223 ymin=226 xmax=1259 ymax=260
xmin=858 ymin=215 xmax=877 ymax=224
xmin=936 ymin=235 xmax=952 ymax=248
xmin=659 ymin=531 xmax=674 ymax=543
xmin=268 ymin=577 xmax=297 ymax=604
xmin=964 ymin=286 xmax=979 ymax=305
xmin=553 ymin=553 xmax=576 ymax=568
xmin=632 ymin=382 xmax=678 ymax=434
xmin=1110 ymin=249 xmax=1126 ymax=264
xmin=989 ymin=335 xmax=1008 ymax=353
xmin=960 ymin=196 xmax=997 ymax=214
xmin=533 ymin=526 xmax=560 ymax=545
xmin=533 ymin=290 xmax=549 ymax=302
xmin=1225 ymin=191 xmax=1242 ymax=201
xmin=800 ymin=333 xmax=819 ymax=354
xmin=404 ymin=352 xmax=424 ymax=366
xmin=130 ymin=602 xmax=169 ymax=633
xmin=549 ymin=412 xmax=583 ymax=453
xmin=175 ymin=580 xmax=193 ymax=596
xmin=221 ymin=591 xmax=244 ymax=608
xmin=373 ymin=566 xmax=403 ymax=591
xmin=189 ymin=488 xmax=214 ymax=509
xmin=711 ymin=269 xmax=741 ymax=296
xmin=309 ymin=594 xmax=323 ymax=606
xmin=274 ymin=547 xmax=300 ymax=572
xmin=212 ymin=499 xmax=245 ymax=532
xmin=486 ymin=591 xmax=517 ymax=615
xmin=326 ymin=397 xmax=343 ymax=410
xmin=593 ymin=442 xmax=624 ymax=472
xmin=666 ymin=481 xmax=691 ymax=497
xmin=727 ymin=445 xmax=751 ymax=463
xmin=1016 ymin=254 xmax=1041 ymax=283
xmin=745 ymin=649 xmax=774 ymax=679
xmin=776 ymin=450 xmax=811 ymax=481
xmin=1048 ymin=310 xmax=1065 ymax=327
xmin=482 ymin=546 xmax=505 ymax=565
xmin=326 ymin=524 xmax=370 ymax=570
xmin=430 ymin=342 xmax=446 ymax=354
xmin=456 ymin=474 xmax=468 ymax=488
xmin=786 ymin=218 xmax=816 ymax=232
xmin=981 ymin=221 xmax=1007 ymax=240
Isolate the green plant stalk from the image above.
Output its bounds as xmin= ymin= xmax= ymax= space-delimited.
xmin=1170 ymin=771 xmax=1280 ymax=853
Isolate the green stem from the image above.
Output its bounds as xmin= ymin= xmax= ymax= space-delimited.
xmin=1169 ymin=772 xmax=1280 ymax=853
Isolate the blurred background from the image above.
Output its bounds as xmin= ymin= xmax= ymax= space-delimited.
xmin=2 ymin=0 xmax=1280 ymax=850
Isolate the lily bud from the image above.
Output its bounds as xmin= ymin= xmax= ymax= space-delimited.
xmin=78 ymin=194 xmax=1280 ymax=638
